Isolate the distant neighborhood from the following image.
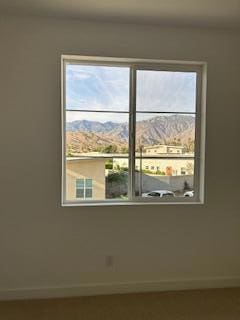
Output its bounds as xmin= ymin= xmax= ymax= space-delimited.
xmin=66 ymin=143 xmax=194 ymax=201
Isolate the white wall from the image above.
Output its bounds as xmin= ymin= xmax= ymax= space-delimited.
xmin=0 ymin=14 xmax=240 ymax=300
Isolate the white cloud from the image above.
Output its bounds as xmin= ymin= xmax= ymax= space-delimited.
xmin=66 ymin=111 xmax=128 ymax=123
xmin=65 ymin=64 xmax=197 ymax=114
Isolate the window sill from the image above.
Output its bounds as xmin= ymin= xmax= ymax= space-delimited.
xmin=61 ymin=198 xmax=204 ymax=207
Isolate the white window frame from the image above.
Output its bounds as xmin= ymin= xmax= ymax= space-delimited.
xmin=61 ymin=55 xmax=207 ymax=206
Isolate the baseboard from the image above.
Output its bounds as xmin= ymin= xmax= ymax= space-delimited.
xmin=1 ymin=277 xmax=240 ymax=301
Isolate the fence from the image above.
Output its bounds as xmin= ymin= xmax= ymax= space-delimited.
xmin=106 ymin=172 xmax=193 ymax=198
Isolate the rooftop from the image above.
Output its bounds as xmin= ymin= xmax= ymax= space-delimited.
xmin=144 ymin=144 xmax=185 ymax=150
xmin=66 ymin=152 xmax=194 ymax=160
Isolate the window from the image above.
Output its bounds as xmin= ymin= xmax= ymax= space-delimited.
xmin=181 ymin=168 xmax=187 ymax=175
xmin=163 ymin=192 xmax=175 ymax=197
xmin=62 ymin=56 xmax=206 ymax=205
xmin=149 ymin=192 xmax=161 ymax=197
xmin=76 ymin=178 xmax=93 ymax=199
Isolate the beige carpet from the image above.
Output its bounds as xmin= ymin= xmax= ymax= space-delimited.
xmin=0 ymin=288 xmax=240 ymax=320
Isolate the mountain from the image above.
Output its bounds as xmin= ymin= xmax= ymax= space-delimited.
xmin=66 ymin=120 xmax=120 ymax=133
xmin=66 ymin=131 xmax=127 ymax=154
xmin=135 ymin=115 xmax=194 ymax=145
xmin=66 ymin=115 xmax=195 ymax=154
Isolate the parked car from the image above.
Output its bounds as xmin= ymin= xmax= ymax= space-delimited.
xmin=184 ymin=190 xmax=194 ymax=197
xmin=142 ymin=190 xmax=175 ymax=198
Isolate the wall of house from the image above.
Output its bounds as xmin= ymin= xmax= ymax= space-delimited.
xmin=115 ymin=158 xmax=194 ymax=175
xmin=146 ymin=146 xmax=184 ymax=154
xmin=0 ymin=14 xmax=239 ymax=300
xmin=66 ymin=159 xmax=106 ymax=201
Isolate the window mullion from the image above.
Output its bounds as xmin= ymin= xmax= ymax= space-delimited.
xmin=84 ymin=179 xmax=86 ymax=200
xmin=129 ymin=67 xmax=137 ymax=200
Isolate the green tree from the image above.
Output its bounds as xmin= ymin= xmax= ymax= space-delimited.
xmin=105 ymin=160 xmax=113 ymax=169
xmin=103 ymin=144 xmax=117 ymax=153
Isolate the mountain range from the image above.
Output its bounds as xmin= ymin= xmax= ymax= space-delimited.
xmin=66 ymin=114 xmax=195 ymax=154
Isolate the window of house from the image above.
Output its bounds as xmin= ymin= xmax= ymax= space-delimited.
xmin=76 ymin=179 xmax=84 ymax=198
xmin=76 ymin=178 xmax=93 ymax=199
xmin=62 ymin=56 xmax=206 ymax=205
xmin=181 ymin=168 xmax=187 ymax=175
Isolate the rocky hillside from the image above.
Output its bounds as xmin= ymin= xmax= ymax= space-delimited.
xmin=66 ymin=114 xmax=195 ymax=154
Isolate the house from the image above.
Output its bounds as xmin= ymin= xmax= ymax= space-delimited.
xmin=145 ymin=144 xmax=184 ymax=155
xmin=114 ymin=144 xmax=194 ymax=176
xmin=66 ymin=157 xmax=107 ymax=201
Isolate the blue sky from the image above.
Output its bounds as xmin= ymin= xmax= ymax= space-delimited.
xmin=66 ymin=64 xmax=129 ymax=111
xmin=66 ymin=64 xmax=196 ymax=123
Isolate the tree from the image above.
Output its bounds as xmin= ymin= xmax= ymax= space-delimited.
xmin=107 ymin=172 xmax=127 ymax=183
xmin=105 ymin=160 xmax=113 ymax=169
xmin=121 ymin=146 xmax=129 ymax=153
xmin=103 ymin=144 xmax=117 ymax=153
xmin=186 ymin=162 xmax=194 ymax=175
xmin=183 ymin=180 xmax=191 ymax=191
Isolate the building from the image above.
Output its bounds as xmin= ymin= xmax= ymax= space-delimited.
xmin=113 ymin=156 xmax=194 ymax=176
xmin=144 ymin=144 xmax=184 ymax=155
xmin=113 ymin=144 xmax=194 ymax=176
xmin=66 ymin=157 xmax=107 ymax=201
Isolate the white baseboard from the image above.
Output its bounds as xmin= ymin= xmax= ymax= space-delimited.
xmin=1 ymin=277 xmax=240 ymax=301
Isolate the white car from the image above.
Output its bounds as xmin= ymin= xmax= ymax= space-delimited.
xmin=184 ymin=190 xmax=194 ymax=197
xmin=142 ymin=190 xmax=175 ymax=198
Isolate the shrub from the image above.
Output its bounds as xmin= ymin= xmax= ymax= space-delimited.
xmin=107 ymin=171 xmax=127 ymax=183
xmin=156 ymin=170 xmax=165 ymax=175
xmin=105 ymin=160 xmax=113 ymax=169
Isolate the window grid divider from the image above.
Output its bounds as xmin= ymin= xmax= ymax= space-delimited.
xmin=129 ymin=67 xmax=136 ymax=200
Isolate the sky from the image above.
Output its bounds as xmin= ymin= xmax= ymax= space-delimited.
xmin=66 ymin=64 xmax=197 ymax=123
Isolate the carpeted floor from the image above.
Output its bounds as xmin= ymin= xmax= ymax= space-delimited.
xmin=0 ymin=287 xmax=240 ymax=320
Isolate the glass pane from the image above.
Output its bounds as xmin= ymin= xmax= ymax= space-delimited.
xmin=85 ymin=188 xmax=93 ymax=198
xmin=66 ymin=111 xmax=129 ymax=157
xmin=66 ymin=64 xmax=130 ymax=111
xmin=135 ymin=112 xmax=195 ymax=199
xmin=65 ymin=108 xmax=129 ymax=202
xmin=76 ymin=188 xmax=84 ymax=198
xmin=76 ymin=179 xmax=84 ymax=188
xmin=107 ymin=158 xmax=129 ymax=200
xmin=85 ymin=179 xmax=93 ymax=188
xmin=135 ymin=113 xmax=195 ymax=155
xmin=66 ymin=158 xmax=128 ymax=201
xmin=135 ymin=158 xmax=194 ymax=198
xmin=136 ymin=70 xmax=197 ymax=113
